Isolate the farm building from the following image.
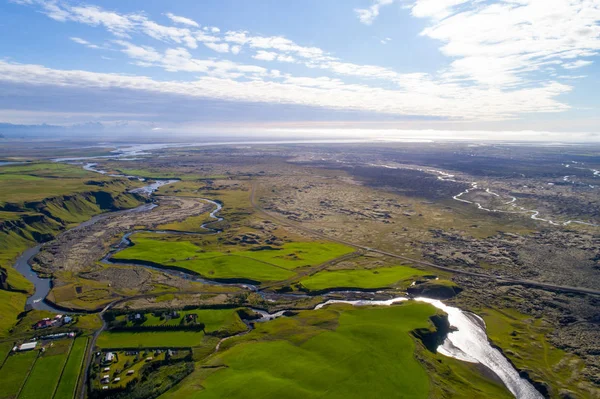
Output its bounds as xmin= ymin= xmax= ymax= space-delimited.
xmin=13 ymin=342 xmax=38 ymax=352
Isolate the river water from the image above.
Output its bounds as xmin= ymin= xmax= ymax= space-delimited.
xmin=10 ymin=153 xmax=545 ymax=398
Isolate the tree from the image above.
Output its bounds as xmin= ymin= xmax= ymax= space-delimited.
xmin=198 ymin=323 xmax=206 ymax=333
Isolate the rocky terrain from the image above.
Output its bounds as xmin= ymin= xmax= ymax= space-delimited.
xmin=32 ymin=196 xmax=211 ymax=288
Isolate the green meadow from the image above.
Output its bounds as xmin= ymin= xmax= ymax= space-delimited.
xmin=113 ymin=234 xmax=353 ymax=283
xmin=114 ymin=308 xmax=246 ymax=334
xmin=18 ymin=350 xmax=69 ymax=399
xmin=0 ymin=342 xmax=12 ymax=367
xmin=53 ymin=338 xmax=88 ymax=399
xmin=97 ymin=331 xmax=207 ymax=348
xmin=164 ymin=302 xmax=511 ymax=399
xmin=300 ymin=265 xmax=428 ymax=291
xmin=0 ymin=350 xmax=38 ymax=399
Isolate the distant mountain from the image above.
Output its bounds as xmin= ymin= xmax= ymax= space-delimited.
xmin=0 ymin=122 xmax=64 ymax=137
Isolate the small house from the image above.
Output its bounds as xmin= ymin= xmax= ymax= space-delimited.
xmin=113 ymin=377 xmax=121 ymax=383
xmin=127 ymin=370 xmax=135 ymax=375
xmin=103 ymin=367 xmax=110 ymax=372
xmin=103 ymin=352 xmax=115 ymax=363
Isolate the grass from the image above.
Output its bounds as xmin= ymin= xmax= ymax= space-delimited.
xmin=481 ymin=307 xmax=596 ymax=396
xmin=91 ymin=350 xmax=193 ymax=396
xmin=0 ymin=342 xmax=13 ymax=367
xmin=114 ymin=309 xmax=246 ymax=334
xmin=53 ymin=337 xmax=88 ymax=399
xmin=91 ymin=350 xmax=166 ymax=391
xmin=0 ymin=290 xmax=27 ymax=337
xmin=238 ymin=242 xmax=354 ymax=270
xmin=97 ymin=331 xmax=208 ymax=349
xmin=157 ymin=213 xmax=213 ymax=232
xmin=113 ymin=234 xmax=353 ymax=283
xmin=18 ymin=348 xmax=69 ymax=399
xmin=300 ymin=265 xmax=428 ymax=291
xmin=0 ymin=350 xmax=38 ymax=399
xmin=165 ymin=302 xmax=509 ymax=399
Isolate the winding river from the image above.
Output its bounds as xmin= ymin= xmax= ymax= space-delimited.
xmin=11 ymin=156 xmax=545 ymax=398
xmin=371 ymin=162 xmax=599 ymax=227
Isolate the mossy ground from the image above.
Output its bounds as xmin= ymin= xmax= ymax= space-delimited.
xmin=481 ymin=307 xmax=597 ymax=397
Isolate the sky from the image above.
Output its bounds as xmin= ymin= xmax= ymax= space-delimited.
xmin=0 ymin=0 xmax=599 ymax=141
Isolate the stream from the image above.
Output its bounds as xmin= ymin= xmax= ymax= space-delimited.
xmin=10 ymin=153 xmax=545 ymax=398
xmin=371 ymin=162 xmax=599 ymax=227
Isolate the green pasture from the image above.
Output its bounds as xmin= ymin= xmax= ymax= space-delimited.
xmin=53 ymin=338 xmax=88 ymax=399
xmin=166 ymin=302 xmax=511 ymax=399
xmin=97 ymin=331 xmax=207 ymax=349
xmin=0 ymin=350 xmax=38 ymax=399
xmin=18 ymin=350 xmax=69 ymax=399
xmin=0 ymin=342 xmax=12 ymax=367
xmin=166 ymin=303 xmax=436 ymax=399
xmin=113 ymin=234 xmax=353 ymax=283
xmin=300 ymin=265 xmax=428 ymax=291
xmin=115 ymin=308 xmax=246 ymax=334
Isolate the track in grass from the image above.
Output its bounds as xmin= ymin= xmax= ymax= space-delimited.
xmin=53 ymin=337 xmax=88 ymax=399
xmin=18 ymin=350 xmax=68 ymax=399
xmin=0 ymin=351 xmax=38 ymax=399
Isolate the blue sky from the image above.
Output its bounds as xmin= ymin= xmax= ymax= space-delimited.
xmin=0 ymin=0 xmax=599 ymax=140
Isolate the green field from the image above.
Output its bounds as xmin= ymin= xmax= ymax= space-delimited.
xmin=164 ymin=302 xmax=510 ymax=399
xmin=0 ymin=291 xmax=27 ymax=337
xmin=239 ymin=242 xmax=355 ymax=269
xmin=18 ymin=349 xmax=69 ymax=399
xmin=97 ymin=331 xmax=207 ymax=348
xmin=113 ymin=234 xmax=353 ymax=283
xmin=300 ymin=265 xmax=428 ymax=291
xmin=118 ymin=308 xmax=245 ymax=332
xmin=0 ymin=342 xmax=12 ymax=367
xmin=0 ymin=163 xmax=100 ymax=204
xmin=0 ymin=351 xmax=38 ymax=399
xmin=53 ymin=338 xmax=88 ymax=399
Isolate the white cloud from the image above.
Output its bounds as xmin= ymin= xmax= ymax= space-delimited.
xmin=418 ymin=0 xmax=600 ymax=88
xmin=0 ymin=60 xmax=572 ymax=121
xmin=277 ymin=54 xmax=296 ymax=63
xmin=204 ymin=42 xmax=229 ymax=53
xmin=355 ymin=0 xmax=395 ymax=25
xmin=165 ymin=12 xmax=199 ymax=27
xmin=253 ymin=51 xmax=277 ymax=61
xmin=114 ymin=40 xmax=162 ymax=63
xmin=411 ymin=0 xmax=469 ymax=19
xmin=11 ymin=0 xmax=599 ymax=124
xmin=70 ymin=36 xmax=100 ymax=49
xmin=563 ymin=60 xmax=593 ymax=69
xmin=224 ymin=31 xmax=325 ymax=59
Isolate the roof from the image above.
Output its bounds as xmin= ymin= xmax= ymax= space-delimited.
xmin=19 ymin=342 xmax=38 ymax=351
